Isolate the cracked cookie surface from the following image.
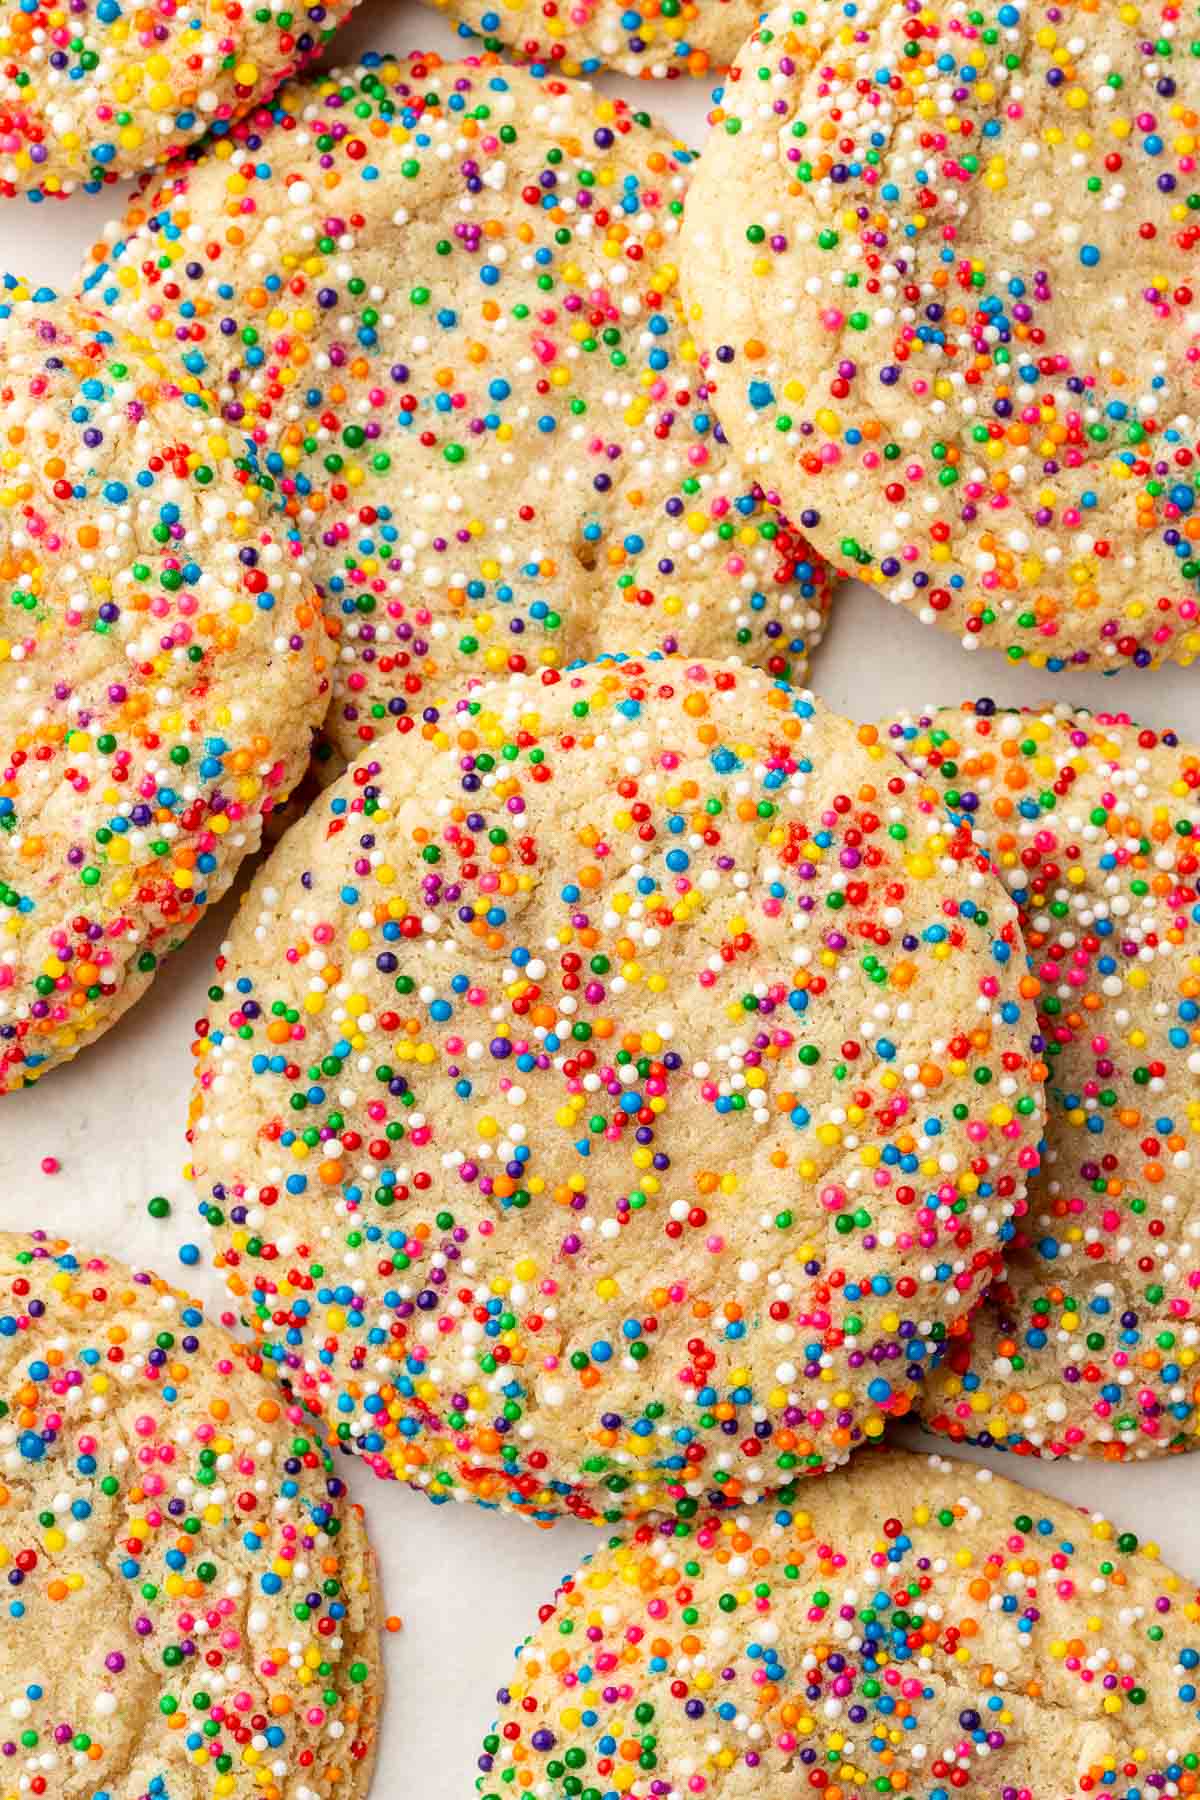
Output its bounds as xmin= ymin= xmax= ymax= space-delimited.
xmin=0 ymin=285 xmax=328 ymax=1093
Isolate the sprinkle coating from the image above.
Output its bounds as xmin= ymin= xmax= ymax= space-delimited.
xmin=415 ymin=0 xmax=759 ymax=81
xmin=476 ymin=1448 xmax=1200 ymax=1799
xmin=0 ymin=0 xmax=361 ymax=200
xmin=884 ymin=700 xmax=1200 ymax=1461
xmin=0 ymin=1230 xmax=381 ymax=1799
xmin=0 ymin=283 xmax=329 ymax=1093
xmin=188 ymin=655 xmax=1044 ymax=1520
xmin=680 ymin=0 xmax=1200 ymax=672
xmin=84 ymin=56 xmax=834 ymax=782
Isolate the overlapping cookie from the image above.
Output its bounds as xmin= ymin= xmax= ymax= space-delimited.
xmin=0 ymin=281 xmax=328 ymax=1092
xmin=419 ymin=0 xmax=758 ymax=80
xmin=0 ymin=0 xmax=361 ymax=199
xmin=478 ymin=1449 xmax=1200 ymax=1798
xmin=885 ymin=702 xmax=1200 ymax=1460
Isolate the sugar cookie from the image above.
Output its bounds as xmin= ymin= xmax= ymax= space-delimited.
xmin=188 ymin=656 xmax=1044 ymax=1520
xmin=0 ymin=1230 xmax=381 ymax=1798
xmin=418 ymin=0 xmax=757 ymax=81
xmin=0 ymin=284 xmax=328 ymax=1092
xmin=84 ymin=56 xmax=835 ymax=782
xmin=0 ymin=0 xmax=360 ymax=200
xmin=477 ymin=1448 xmax=1200 ymax=1798
xmin=884 ymin=701 xmax=1200 ymax=1460
xmin=680 ymin=0 xmax=1200 ymax=673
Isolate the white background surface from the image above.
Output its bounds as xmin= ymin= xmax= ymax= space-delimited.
xmin=1 ymin=6 xmax=1199 ymax=1791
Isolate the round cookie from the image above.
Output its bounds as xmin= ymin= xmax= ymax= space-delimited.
xmin=883 ymin=702 xmax=1200 ymax=1461
xmin=0 ymin=0 xmax=361 ymax=201
xmin=83 ymin=55 xmax=836 ymax=783
xmin=418 ymin=0 xmax=758 ymax=81
xmin=679 ymin=0 xmax=1200 ymax=674
xmin=0 ymin=282 xmax=329 ymax=1094
xmin=0 ymin=1229 xmax=381 ymax=1799
xmin=187 ymin=655 xmax=1044 ymax=1522
xmin=475 ymin=1447 xmax=1200 ymax=1799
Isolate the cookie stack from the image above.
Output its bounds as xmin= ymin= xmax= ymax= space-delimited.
xmin=0 ymin=2 xmax=1197 ymax=1797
